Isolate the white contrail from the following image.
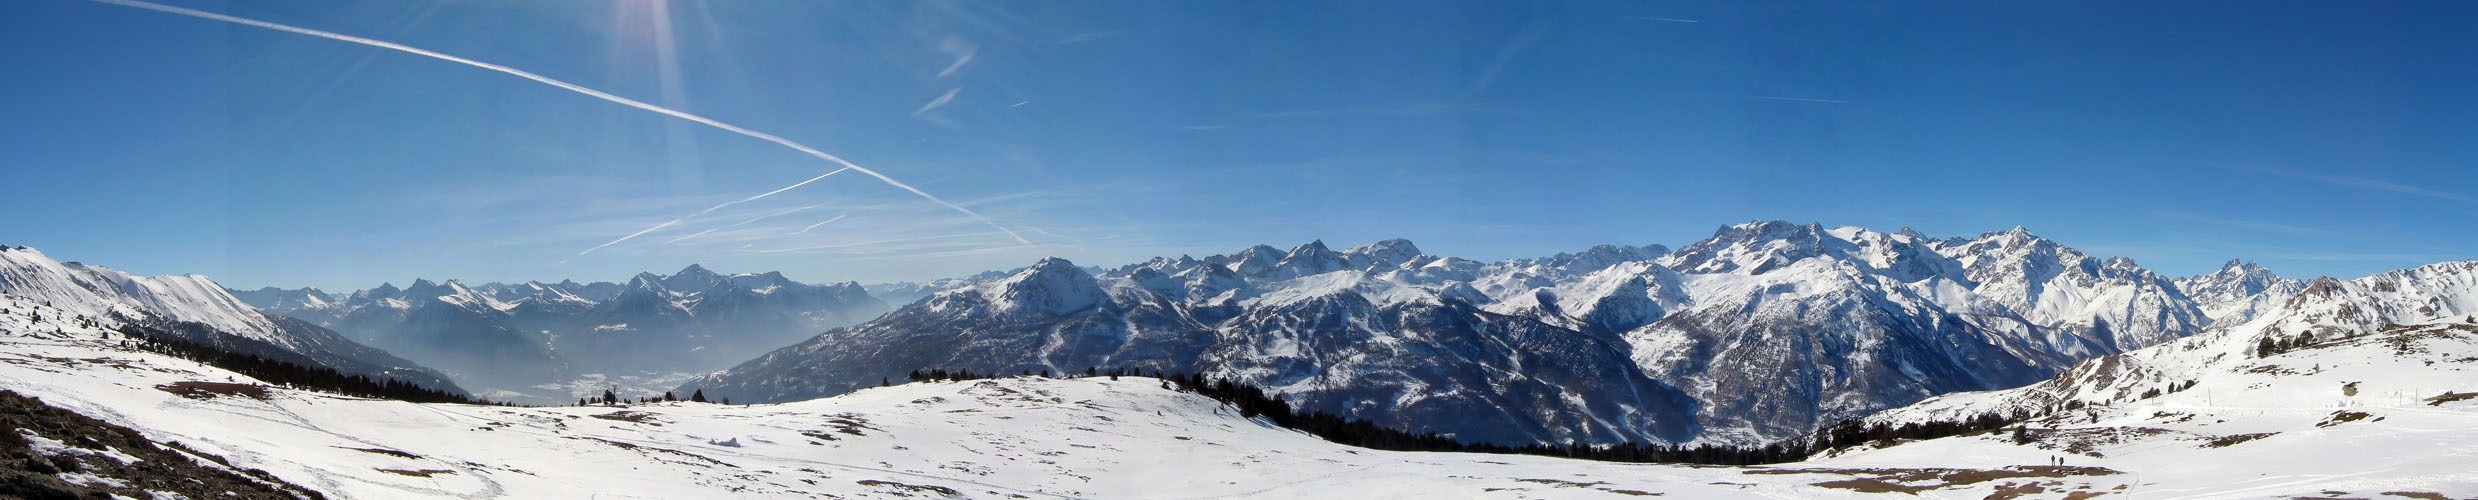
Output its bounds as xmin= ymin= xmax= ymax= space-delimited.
xmin=582 ymin=167 xmax=850 ymax=256
xmin=732 ymin=204 xmax=818 ymax=227
xmin=913 ymin=87 xmax=961 ymax=116
xmin=791 ymin=214 xmax=849 ymax=235
xmin=659 ymin=227 xmax=722 ymax=245
xmin=86 ymin=0 xmax=1034 ymax=247
xmin=935 ymin=37 xmax=977 ymax=78
xmin=661 ymin=204 xmax=818 ymax=245
xmin=573 ymin=219 xmax=682 ymax=258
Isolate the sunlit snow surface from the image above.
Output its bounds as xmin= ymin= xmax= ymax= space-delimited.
xmin=3 ymin=295 xmax=2475 ymax=498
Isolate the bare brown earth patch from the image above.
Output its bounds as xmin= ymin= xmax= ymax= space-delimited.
xmin=2424 ymin=391 xmax=2478 ymax=406
xmin=2317 ymin=411 xmax=2377 ymax=427
xmin=156 ymin=381 xmax=271 ymax=400
xmin=589 ymin=411 xmax=662 ymax=425
xmin=2202 ymin=432 xmax=2278 ymax=448
xmin=1747 ymin=466 xmax=2118 ymax=496
xmin=856 ymin=479 xmax=960 ymax=496
xmin=339 ymin=446 xmax=423 ymax=459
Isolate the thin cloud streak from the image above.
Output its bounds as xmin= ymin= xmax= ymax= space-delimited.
xmin=583 ymin=167 xmax=849 ymax=255
xmin=664 ymin=204 xmax=820 ymax=245
xmin=732 ymin=204 xmax=819 ymax=227
xmin=914 ymin=87 xmax=962 ymax=116
xmin=935 ymin=36 xmax=976 ymax=78
xmin=791 ymin=214 xmax=848 ymax=235
xmin=573 ymin=220 xmax=681 ymax=259
xmin=2149 ymin=211 xmax=2336 ymax=237
xmin=659 ymin=227 xmax=722 ymax=245
xmin=2217 ymin=164 xmax=2475 ymax=204
xmin=1745 ymin=95 xmax=1849 ymax=104
xmin=86 ymin=0 xmax=1033 ymax=249
xmin=1464 ymin=20 xmax=1552 ymax=98
xmin=740 ymin=231 xmax=998 ymax=254
xmin=1049 ymin=31 xmax=1123 ymax=46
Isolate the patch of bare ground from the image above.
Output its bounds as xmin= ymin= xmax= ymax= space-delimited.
xmin=376 ymin=468 xmax=454 ymax=477
xmin=1598 ymin=487 xmax=1661 ymax=496
xmin=2424 ymin=391 xmax=2478 ymax=406
xmin=339 ymin=446 xmax=423 ymax=459
xmin=1986 ymin=481 xmax=2046 ymax=500
xmin=1748 ymin=465 xmax=2119 ymax=495
xmin=1515 ymin=478 xmax=1608 ymax=488
xmin=2317 ymin=411 xmax=2380 ymax=427
xmin=2380 ymin=492 xmax=2453 ymax=500
xmin=589 ymin=411 xmax=662 ymax=425
xmin=856 ymin=479 xmax=959 ymax=496
xmin=2202 ymin=432 xmax=2278 ymax=448
xmin=156 ymin=381 xmax=271 ymax=400
xmin=2036 ymin=426 xmax=2180 ymax=456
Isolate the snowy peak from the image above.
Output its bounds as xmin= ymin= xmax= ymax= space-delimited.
xmin=1225 ymin=244 xmax=1286 ymax=277
xmin=1272 ymin=240 xmax=1348 ymax=279
xmin=1341 ymin=238 xmax=1422 ymax=271
xmin=1663 ymin=220 xmax=1831 ymax=275
xmin=2174 ymin=259 xmax=2306 ymax=324
xmin=1519 ymin=243 xmax=1672 ymax=276
xmin=1659 ymin=221 xmax=1961 ymax=283
xmin=979 ymin=257 xmax=1105 ymax=316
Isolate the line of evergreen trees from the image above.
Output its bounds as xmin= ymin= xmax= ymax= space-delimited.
xmin=112 ymin=323 xmax=508 ymax=406
xmin=902 ymin=366 xmax=2032 ymax=466
xmin=2258 ymin=331 xmax=2319 ymax=358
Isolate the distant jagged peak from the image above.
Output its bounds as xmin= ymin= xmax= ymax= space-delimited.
xmin=624 ymin=272 xmax=674 ymax=293
xmin=662 ymin=263 xmax=730 ymax=292
xmin=1224 ymin=244 xmax=1287 ymax=277
xmin=675 ymin=263 xmax=718 ymax=276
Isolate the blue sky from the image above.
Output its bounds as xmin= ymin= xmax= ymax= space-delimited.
xmin=2 ymin=0 xmax=2474 ymax=290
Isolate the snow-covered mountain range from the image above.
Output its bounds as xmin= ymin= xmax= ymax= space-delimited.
xmin=681 ymin=221 xmax=2335 ymax=446
xmin=1 ymin=294 xmax=2471 ymax=499
xmin=0 ymin=245 xmax=458 ymax=393
xmin=234 ymin=265 xmax=891 ymax=402
xmin=3 ymin=234 xmax=2475 ymax=498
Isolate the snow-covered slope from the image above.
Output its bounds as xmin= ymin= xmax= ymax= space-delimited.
xmin=0 ymin=246 xmax=459 ymax=393
xmin=1845 ymin=261 xmax=2478 ymax=498
xmin=0 ymin=246 xmax=278 ymax=343
xmin=4 ymin=302 xmax=2469 ymax=499
xmin=1843 ymin=318 xmax=2478 ymax=497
